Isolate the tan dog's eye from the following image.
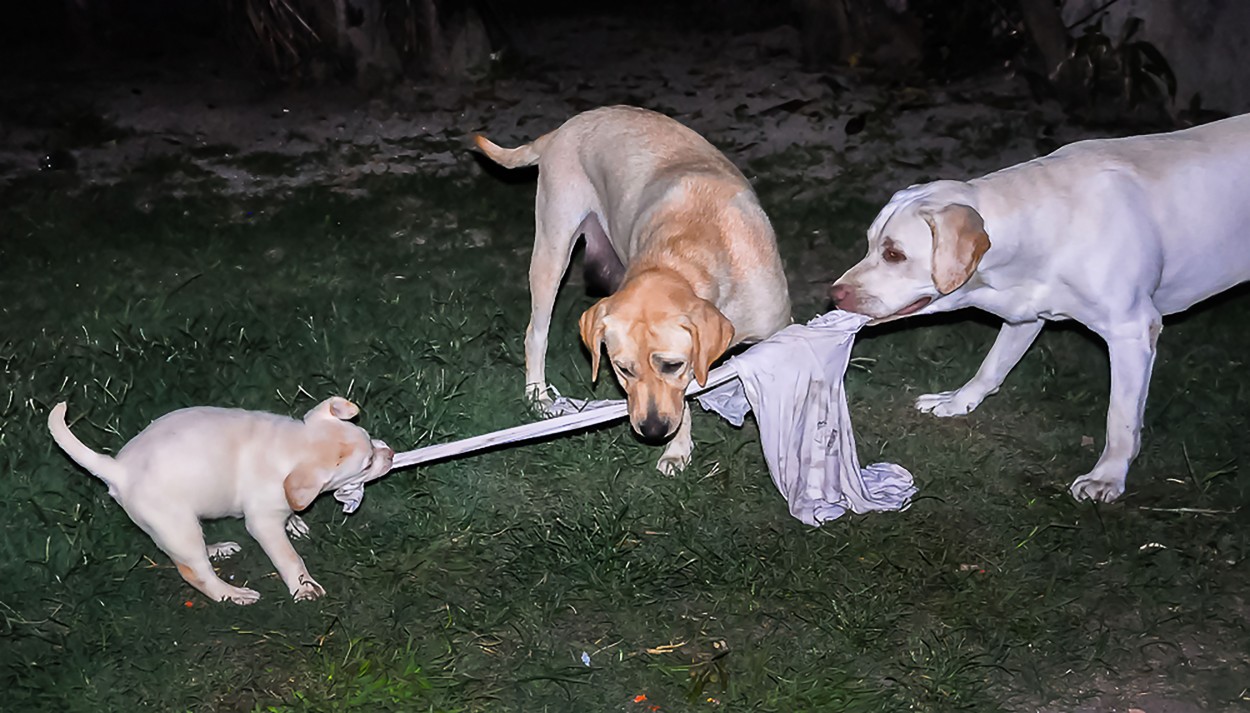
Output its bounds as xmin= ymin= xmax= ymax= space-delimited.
xmin=614 ymin=362 xmax=636 ymax=379
xmin=883 ymin=246 xmax=906 ymax=263
xmin=656 ymin=359 xmax=685 ymax=376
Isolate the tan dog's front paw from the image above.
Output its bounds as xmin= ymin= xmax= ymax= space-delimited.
xmin=292 ymin=574 xmax=326 ymax=601
xmin=656 ymin=446 xmax=691 ymax=476
xmin=285 ymin=514 xmax=310 ymax=539
xmin=220 ymin=585 xmax=262 ymax=606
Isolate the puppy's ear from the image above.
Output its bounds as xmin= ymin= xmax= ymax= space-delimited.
xmin=283 ymin=463 xmax=330 ymax=512
xmin=683 ymin=300 xmax=735 ymax=387
xmin=578 ymin=298 xmax=612 ymax=382
xmin=923 ymin=203 xmax=991 ymax=295
xmin=305 ymin=396 xmax=360 ymax=422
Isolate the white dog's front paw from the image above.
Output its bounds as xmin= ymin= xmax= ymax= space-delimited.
xmin=292 ymin=574 xmax=326 ymax=602
xmin=207 ymin=541 xmax=242 ymax=560
xmin=915 ymin=388 xmax=987 ymax=417
xmin=285 ymin=514 xmax=310 ymax=539
xmin=1069 ymin=468 xmax=1127 ymax=503
xmin=220 ymin=585 xmax=262 ymax=606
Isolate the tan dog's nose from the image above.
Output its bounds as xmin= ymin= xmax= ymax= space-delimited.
xmin=829 ymin=283 xmax=857 ymax=310
xmin=636 ymin=412 xmax=674 ymax=443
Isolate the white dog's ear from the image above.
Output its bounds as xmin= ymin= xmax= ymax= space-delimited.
xmin=682 ymin=300 xmax=735 ymax=387
xmin=305 ymin=396 xmax=359 ymax=422
xmin=923 ymin=204 xmax=991 ymax=295
xmin=578 ymin=298 xmax=612 ymax=382
xmin=284 ymin=462 xmax=331 ymax=511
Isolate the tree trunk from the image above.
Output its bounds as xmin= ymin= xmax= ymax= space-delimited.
xmin=1018 ymin=0 xmax=1069 ymax=77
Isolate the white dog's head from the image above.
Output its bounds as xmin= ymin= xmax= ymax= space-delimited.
xmin=283 ymin=397 xmax=394 ymax=512
xmin=830 ymin=183 xmax=991 ymax=322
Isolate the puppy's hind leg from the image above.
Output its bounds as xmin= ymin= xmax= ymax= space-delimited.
xmin=525 ymin=178 xmax=598 ymax=408
xmin=148 ymin=518 xmax=260 ymax=605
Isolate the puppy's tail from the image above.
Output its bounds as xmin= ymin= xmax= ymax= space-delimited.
xmin=48 ymin=402 xmax=126 ymax=497
xmin=473 ymin=133 xmax=547 ymax=169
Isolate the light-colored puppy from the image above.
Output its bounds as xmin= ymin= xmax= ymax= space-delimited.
xmin=830 ymin=113 xmax=1250 ymax=502
xmin=48 ymin=397 xmax=394 ymax=604
xmin=474 ymin=105 xmax=792 ymax=473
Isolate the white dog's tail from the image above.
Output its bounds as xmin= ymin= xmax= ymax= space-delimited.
xmin=473 ymin=133 xmax=548 ymax=169
xmin=48 ymin=402 xmax=126 ymax=497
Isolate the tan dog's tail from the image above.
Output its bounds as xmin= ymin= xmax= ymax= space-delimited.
xmin=48 ymin=402 xmax=126 ymax=497
xmin=473 ymin=133 xmax=546 ymax=169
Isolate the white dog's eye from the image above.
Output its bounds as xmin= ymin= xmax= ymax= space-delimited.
xmin=883 ymin=246 xmax=906 ymax=263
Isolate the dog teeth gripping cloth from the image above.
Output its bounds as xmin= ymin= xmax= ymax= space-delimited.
xmin=365 ymin=310 xmax=916 ymax=527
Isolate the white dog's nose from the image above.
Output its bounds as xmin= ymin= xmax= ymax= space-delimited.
xmin=829 ymin=283 xmax=857 ymax=310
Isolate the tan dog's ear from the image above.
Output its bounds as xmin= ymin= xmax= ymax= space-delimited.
xmin=683 ymin=301 xmax=735 ymax=387
xmin=283 ymin=463 xmax=330 ymax=512
xmin=578 ymin=299 xmax=611 ymax=382
xmin=923 ymin=203 xmax=991 ymax=295
xmin=305 ymin=396 xmax=359 ymax=422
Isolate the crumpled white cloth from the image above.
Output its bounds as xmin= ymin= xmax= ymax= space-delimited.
xmin=695 ymin=311 xmax=916 ymax=526
xmin=333 ymin=439 xmax=394 ymax=514
xmin=378 ymin=310 xmax=915 ymax=527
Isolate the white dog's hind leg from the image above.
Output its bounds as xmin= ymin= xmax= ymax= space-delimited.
xmin=1070 ymin=317 xmax=1161 ymax=502
xmin=656 ymin=406 xmax=693 ymax=475
xmin=247 ymin=515 xmax=325 ymax=601
xmin=917 ymin=320 xmax=1044 ymax=417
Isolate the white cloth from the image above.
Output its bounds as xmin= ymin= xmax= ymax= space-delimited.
xmin=379 ymin=311 xmax=915 ymax=526
xmin=695 ymin=311 xmax=915 ymax=526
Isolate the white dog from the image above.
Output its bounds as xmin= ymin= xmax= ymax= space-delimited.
xmin=48 ymin=397 xmax=393 ymax=604
xmin=830 ymin=114 xmax=1250 ymax=502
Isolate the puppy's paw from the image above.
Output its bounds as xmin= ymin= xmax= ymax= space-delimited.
xmin=207 ymin=541 xmax=242 ymax=560
xmin=1069 ymin=469 xmax=1127 ymax=503
xmin=292 ymin=573 xmax=326 ymax=602
xmin=285 ymin=514 xmax=310 ymax=539
xmin=220 ymin=585 xmax=262 ymax=606
xmin=915 ymin=388 xmax=986 ymax=417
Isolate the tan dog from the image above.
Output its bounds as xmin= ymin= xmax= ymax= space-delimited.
xmin=475 ymin=106 xmax=791 ymax=473
xmin=48 ymin=397 xmax=393 ymax=605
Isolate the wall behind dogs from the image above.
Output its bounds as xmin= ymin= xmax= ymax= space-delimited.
xmin=1063 ymin=0 xmax=1250 ymax=114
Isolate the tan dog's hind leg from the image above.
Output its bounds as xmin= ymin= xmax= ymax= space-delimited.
xmin=525 ymin=179 xmax=597 ymax=407
xmin=246 ymin=515 xmax=325 ymax=601
xmin=656 ymin=405 xmax=693 ymax=475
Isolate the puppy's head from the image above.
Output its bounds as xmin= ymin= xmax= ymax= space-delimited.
xmin=829 ymin=188 xmax=991 ymax=322
xmin=580 ymin=282 xmax=734 ymax=443
xmin=283 ymin=397 xmax=394 ymax=512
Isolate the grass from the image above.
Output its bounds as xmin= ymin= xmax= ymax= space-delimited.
xmin=1 ymin=141 xmax=1247 ymax=713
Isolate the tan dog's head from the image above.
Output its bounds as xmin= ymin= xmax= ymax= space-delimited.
xmin=829 ymin=184 xmax=991 ymax=322
xmin=579 ymin=277 xmax=734 ymax=442
xmin=283 ymin=397 xmax=394 ymax=511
